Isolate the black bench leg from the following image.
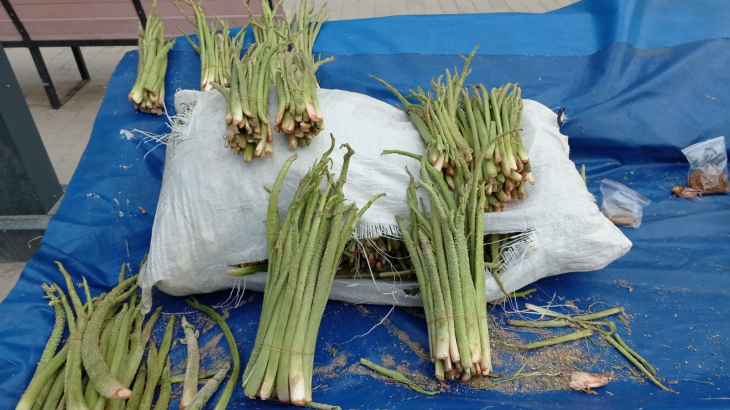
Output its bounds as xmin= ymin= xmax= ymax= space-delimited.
xmin=71 ymin=46 xmax=90 ymax=80
xmin=28 ymin=46 xmax=61 ymax=109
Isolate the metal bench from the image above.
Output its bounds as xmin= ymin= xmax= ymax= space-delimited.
xmin=0 ymin=0 xmax=273 ymax=108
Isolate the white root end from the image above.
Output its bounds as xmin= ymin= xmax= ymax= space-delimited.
xmin=289 ymin=375 xmax=306 ymax=406
xmin=110 ymin=387 xmax=132 ymax=399
xmin=460 ymin=369 xmax=472 ymax=382
xmin=259 ymin=379 xmax=274 ymax=401
xmin=253 ymin=138 xmax=266 ymax=157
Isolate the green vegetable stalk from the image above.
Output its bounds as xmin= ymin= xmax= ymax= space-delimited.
xmin=214 ymin=0 xmax=334 ymax=161
xmin=186 ymin=362 xmax=231 ymax=410
xmin=129 ymin=3 xmax=175 ymax=115
xmin=180 ymin=315 xmax=200 ymax=409
xmin=243 ymin=136 xmax=384 ymax=406
xmin=184 ymin=298 xmax=240 ymax=410
xmin=16 ymin=262 xmax=139 ymax=410
xmin=176 ymin=0 xmax=245 ymax=91
xmin=372 ymin=47 xmax=533 ymax=212
xmin=393 ymin=153 xmax=493 ymax=381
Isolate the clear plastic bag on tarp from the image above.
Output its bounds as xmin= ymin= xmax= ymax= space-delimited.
xmin=600 ymin=179 xmax=651 ymax=228
xmin=680 ymin=136 xmax=729 ymax=194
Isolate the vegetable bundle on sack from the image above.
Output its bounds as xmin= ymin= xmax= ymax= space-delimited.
xmin=129 ymin=4 xmax=175 ymax=115
xmin=272 ymin=0 xmax=332 ymax=149
xmin=215 ymin=40 xmax=279 ymax=161
xmin=215 ymin=0 xmax=333 ymax=161
xmin=243 ymin=136 xmax=384 ymax=406
xmin=373 ymin=47 xmax=533 ymax=211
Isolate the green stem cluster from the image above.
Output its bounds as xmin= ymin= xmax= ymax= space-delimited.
xmin=373 ymin=47 xmax=533 ymax=212
xmin=273 ymin=0 xmax=332 ymax=148
xmin=177 ymin=0 xmax=245 ymax=91
xmin=214 ymin=0 xmax=333 ymax=161
xmin=395 ymin=153 xmax=492 ymax=381
xmin=216 ymin=37 xmax=280 ymax=161
xmin=243 ymin=135 xmax=384 ymax=406
xmin=129 ymin=2 xmax=175 ymax=115
xmin=15 ymin=261 xmax=182 ymax=410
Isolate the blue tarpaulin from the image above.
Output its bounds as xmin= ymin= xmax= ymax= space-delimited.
xmin=2 ymin=0 xmax=729 ymax=408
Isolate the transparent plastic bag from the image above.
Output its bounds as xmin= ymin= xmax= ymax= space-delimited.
xmin=600 ymin=179 xmax=651 ymax=228
xmin=680 ymin=136 xmax=729 ymax=194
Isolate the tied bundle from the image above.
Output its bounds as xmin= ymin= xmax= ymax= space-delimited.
xmin=212 ymin=0 xmax=284 ymax=160
xmin=242 ymin=136 xmax=384 ymax=406
xmin=176 ymin=0 xmax=246 ymax=91
xmin=374 ymin=47 xmax=533 ymax=211
xmin=273 ymin=50 xmax=326 ymax=149
xmin=395 ymin=153 xmax=492 ymax=382
xmin=129 ymin=6 xmax=175 ymax=115
xmin=214 ymin=38 xmax=281 ymax=161
xmin=216 ymin=0 xmax=333 ymax=161
xmin=272 ymin=1 xmax=332 ymax=149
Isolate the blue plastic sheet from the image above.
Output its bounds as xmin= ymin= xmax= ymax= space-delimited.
xmin=2 ymin=1 xmax=729 ymax=408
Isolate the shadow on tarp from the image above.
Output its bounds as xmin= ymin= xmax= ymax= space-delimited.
xmin=2 ymin=6 xmax=730 ymax=410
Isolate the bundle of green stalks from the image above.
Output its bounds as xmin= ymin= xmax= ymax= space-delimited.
xmin=215 ymin=38 xmax=281 ymax=161
xmin=395 ymin=153 xmax=492 ymax=382
xmin=273 ymin=49 xmax=327 ymax=149
xmin=457 ymin=83 xmax=533 ymax=211
xmin=272 ymin=0 xmax=332 ymax=149
xmin=372 ymin=47 xmax=533 ymax=212
xmin=14 ymin=262 xmax=178 ymax=410
xmin=129 ymin=5 xmax=175 ymax=115
xmin=177 ymin=0 xmax=246 ymax=91
xmin=210 ymin=0 xmax=284 ymax=161
xmin=218 ymin=0 xmax=332 ymax=160
xmin=243 ymin=136 xmax=384 ymax=406
xmin=15 ymin=261 xmax=241 ymax=410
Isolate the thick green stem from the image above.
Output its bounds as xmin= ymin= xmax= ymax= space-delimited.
xmin=152 ymin=359 xmax=170 ymax=410
xmin=137 ymin=342 xmax=159 ymax=410
xmin=186 ymin=363 xmax=231 ymax=410
xmin=180 ymin=316 xmax=199 ymax=409
xmin=359 ymin=359 xmax=438 ymax=396
xmin=123 ymin=361 xmax=146 ymax=410
xmin=156 ymin=314 xmax=176 ymax=371
xmin=16 ymin=346 xmax=69 ymax=410
xmin=600 ymin=332 xmax=676 ymax=394
xmin=40 ymin=365 xmax=65 ymax=410
xmin=184 ymin=298 xmax=240 ymax=410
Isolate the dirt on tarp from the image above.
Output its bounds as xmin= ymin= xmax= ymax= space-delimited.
xmin=314 ymin=353 xmax=349 ymax=380
xmin=350 ymin=301 xmax=630 ymax=395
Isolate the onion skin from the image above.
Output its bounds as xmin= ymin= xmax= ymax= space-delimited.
xmin=569 ymin=371 xmax=609 ymax=392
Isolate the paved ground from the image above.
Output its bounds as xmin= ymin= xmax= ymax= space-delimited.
xmin=0 ymin=0 xmax=576 ymax=302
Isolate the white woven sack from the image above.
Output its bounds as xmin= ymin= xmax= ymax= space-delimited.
xmin=140 ymin=88 xmax=631 ymax=311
